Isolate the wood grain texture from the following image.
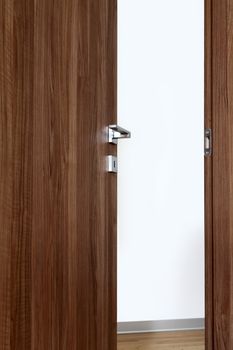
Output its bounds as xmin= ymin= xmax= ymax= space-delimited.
xmin=0 ymin=2 xmax=13 ymax=349
xmin=211 ymin=0 xmax=233 ymax=348
xmin=0 ymin=0 xmax=117 ymax=349
xmin=0 ymin=1 xmax=33 ymax=349
xmin=117 ymin=331 xmax=205 ymax=350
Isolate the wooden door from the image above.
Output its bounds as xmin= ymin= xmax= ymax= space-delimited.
xmin=0 ymin=1 xmax=117 ymax=349
xmin=205 ymin=0 xmax=233 ymax=349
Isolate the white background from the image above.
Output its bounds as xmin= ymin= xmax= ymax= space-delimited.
xmin=118 ymin=0 xmax=204 ymax=322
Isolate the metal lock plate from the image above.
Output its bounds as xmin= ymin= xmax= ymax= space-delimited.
xmin=107 ymin=155 xmax=118 ymax=173
xmin=204 ymin=128 xmax=212 ymax=157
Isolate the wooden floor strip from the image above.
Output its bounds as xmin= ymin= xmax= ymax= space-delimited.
xmin=117 ymin=330 xmax=205 ymax=350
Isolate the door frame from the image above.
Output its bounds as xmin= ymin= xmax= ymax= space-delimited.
xmin=205 ymin=0 xmax=233 ymax=348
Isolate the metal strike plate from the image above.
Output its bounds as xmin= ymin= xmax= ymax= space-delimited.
xmin=107 ymin=155 xmax=118 ymax=173
xmin=204 ymin=128 xmax=212 ymax=157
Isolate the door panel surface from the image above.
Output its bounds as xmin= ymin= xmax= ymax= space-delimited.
xmin=0 ymin=1 xmax=117 ymax=349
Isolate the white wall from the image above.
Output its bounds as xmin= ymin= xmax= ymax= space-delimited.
xmin=118 ymin=0 xmax=204 ymax=322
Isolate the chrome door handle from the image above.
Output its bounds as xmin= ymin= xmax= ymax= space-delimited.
xmin=108 ymin=125 xmax=131 ymax=144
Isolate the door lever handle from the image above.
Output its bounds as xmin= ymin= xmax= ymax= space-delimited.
xmin=108 ymin=125 xmax=131 ymax=144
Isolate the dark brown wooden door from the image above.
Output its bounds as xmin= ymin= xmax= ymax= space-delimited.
xmin=0 ymin=1 xmax=117 ymax=349
xmin=205 ymin=0 xmax=233 ymax=349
